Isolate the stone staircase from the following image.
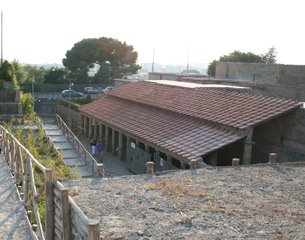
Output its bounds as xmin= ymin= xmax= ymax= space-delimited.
xmin=42 ymin=118 xmax=93 ymax=178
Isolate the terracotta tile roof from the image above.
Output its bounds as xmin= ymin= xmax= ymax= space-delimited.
xmin=80 ymin=96 xmax=242 ymax=161
xmin=107 ymin=81 xmax=301 ymax=129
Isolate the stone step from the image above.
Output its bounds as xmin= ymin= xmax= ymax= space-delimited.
xmin=49 ymin=135 xmax=67 ymax=143
xmin=45 ymin=129 xmax=63 ymax=136
xmin=42 ymin=118 xmax=55 ymax=124
xmin=42 ymin=124 xmax=59 ymax=130
xmin=74 ymin=165 xmax=93 ymax=177
xmin=60 ymin=149 xmax=79 ymax=159
xmin=64 ymin=157 xmax=85 ymax=167
xmin=53 ymin=142 xmax=73 ymax=150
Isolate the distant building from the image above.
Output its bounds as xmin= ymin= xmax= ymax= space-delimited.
xmin=79 ymin=80 xmax=304 ymax=174
xmin=148 ymin=72 xmax=208 ymax=81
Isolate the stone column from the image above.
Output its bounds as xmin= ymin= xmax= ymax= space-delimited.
xmin=243 ymin=127 xmax=254 ymax=165
xmin=88 ymin=119 xmax=92 ymax=138
xmin=99 ymin=123 xmax=102 ymax=140
xmin=210 ymin=151 xmax=218 ymax=166
xmin=93 ymin=120 xmax=97 ymax=140
xmin=84 ymin=117 xmax=88 ymax=137
xmin=180 ymin=161 xmax=186 ymax=169
xmin=111 ymin=129 xmax=116 ymax=154
xmin=167 ymin=155 xmax=172 ymax=166
xmin=105 ymin=126 xmax=109 ymax=151
xmin=118 ymin=132 xmax=123 ymax=160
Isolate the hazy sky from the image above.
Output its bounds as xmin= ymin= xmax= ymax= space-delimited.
xmin=1 ymin=0 xmax=305 ymax=65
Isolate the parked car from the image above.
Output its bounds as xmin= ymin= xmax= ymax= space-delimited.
xmin=103 ymin=86 xmax=115 ymax=93
xmin=83 ymin=87 xmax=100 ymax=94
xmin=61 ymin=90 xmax=83 ymax=98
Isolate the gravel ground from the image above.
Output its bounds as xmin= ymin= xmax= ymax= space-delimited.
xmin=63 ymin=163 xmax=305 ymax=240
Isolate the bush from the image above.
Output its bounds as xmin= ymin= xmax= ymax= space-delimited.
xmin=20 ymin=92 xmax=34 ymax=115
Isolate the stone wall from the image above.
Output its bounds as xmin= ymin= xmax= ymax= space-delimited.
xmin=252 ymin=108 xmax=305 ymax=163
xmin=148 ymin=72 xmax=180 ymax=80
xmin=215 ymin=62 xmax=305 ymax=85
xmin=56 ymin=104 xmax=81 ymax=135
xmin=0 ymin=91 xmax=22 ymax=116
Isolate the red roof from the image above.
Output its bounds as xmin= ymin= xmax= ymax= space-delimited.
xmin=80 ymin=81 xmax=301 ymax=161
xmin=80 ymin=96 xmax=242 ymax=161
xmin=107 ymin=81 xmax=300 ymax=129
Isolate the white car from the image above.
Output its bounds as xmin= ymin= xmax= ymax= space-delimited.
xmin=84 ymin=87 xmax=99 ymax=94
xmin=103 ymin=86 xmax=115 ymax=93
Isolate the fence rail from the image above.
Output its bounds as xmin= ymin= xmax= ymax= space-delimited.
xmin=0 ymin=124 xmax=100 ymax=240
xmin=55 ymin=114 xmax=100 ymax=176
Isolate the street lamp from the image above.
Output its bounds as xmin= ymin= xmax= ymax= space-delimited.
xmin=32 ymin=79 xmax=35 ymax=111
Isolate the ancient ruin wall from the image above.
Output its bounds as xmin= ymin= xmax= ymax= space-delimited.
xmin=215 ymin=62 xmax=281 ymax=81
xmin=252 ymin=108 xmax=305 ymax=163
xmin=216 ymin=62 xmax=305 ymax=84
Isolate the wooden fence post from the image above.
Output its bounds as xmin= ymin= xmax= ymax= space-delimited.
xmin=96 ymin=164 xmax=104 ymax=177
xmin=232 ymin=158 xmax=240 ymax=166
xmin=61 ymin=188 xmax=71 ymax=240
xmin=88 ymin=219 xmax=100 ymax=240
xmin=269 ymin=153 xmax=277 ymax=164
xmin=146 ymin=161 xmax=154 ymax=174
xmin=190 ymin=160 xmax=197 ymax=170
xmin=23 ymin=157 xmax=30 ymax=203
xmin=15 ymin=145 xmax=21 ymax=185
xmin=45 ymin=169 xmax=54 ymax=240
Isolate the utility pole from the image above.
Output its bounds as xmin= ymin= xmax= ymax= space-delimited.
xmin=1 ymin=12 xmax=3 ymax=65
xmin=186 ymin=45 xmax=190 ymax=75
xmin=152 ymin=48 xmax=155 ymax=73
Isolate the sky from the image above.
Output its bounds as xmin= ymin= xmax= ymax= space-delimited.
xmin=1 ymin=0 xmax=305 ymax=66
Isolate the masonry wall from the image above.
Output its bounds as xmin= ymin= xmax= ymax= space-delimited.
xmin=56 ymin=105 xmax=81 ymax=135
xmin=215 ymin=62 xmax=305 ymax=85
xmin=252 ymin=108 xmax=305 ymax=163
xmin=148 ymin=72 xmax=180 ymax=80
xmin=216 ymin=62 xmax=282 ymax=81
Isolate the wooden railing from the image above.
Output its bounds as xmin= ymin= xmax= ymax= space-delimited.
xmin=55 ymin=114 xmax=102 ymax=176
xmin=1 ymin=125 xmax=46 ymax=239
xmin=0 ymin=125 xmax=101 ymax=240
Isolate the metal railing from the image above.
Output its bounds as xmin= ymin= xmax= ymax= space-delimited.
xmin=54 ymin=114 xmax=101 ymax=176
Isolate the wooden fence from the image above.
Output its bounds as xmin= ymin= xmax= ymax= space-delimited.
xmin=0 ymin=125 xmax=101 ymax=240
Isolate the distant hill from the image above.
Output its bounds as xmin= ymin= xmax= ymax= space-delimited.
xmin=140 ymin=63 xmax=208 ymax=74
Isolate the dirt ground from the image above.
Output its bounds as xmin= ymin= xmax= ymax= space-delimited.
xmin=63 ymin=163 xmax=305 ymax=240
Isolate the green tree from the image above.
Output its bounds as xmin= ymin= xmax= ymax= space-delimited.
xmin=62 ymin=37 xmax=141 ymax=83
xmin=207 ymin=49 xmax=277 ymax=76
xmin=44 ymin=68 xmax=67 ymax=84
xmin=262 ymin=46 xmax=277 ymax=64
xmin=20 ymin=92 xmax=34 ymax=115
xmin=12 ymin=60 xmax=28 ymax=85
xmin=0 ymin=60 xmax=18 ymax=88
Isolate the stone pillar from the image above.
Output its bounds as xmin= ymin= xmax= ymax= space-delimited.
xmin=210 ymin=151 xmax=218 ymax=166
xmin=105 ymin=126 xmax=109 ymax=151
xmin=243 ymin=127 xmax=254 ymax=165
xmin=118 ymin=132 xmax=123 ymax=160
xmin=146 ymin=161 xmax=154 ymax=174
xmin=269 ymin=153 xmax=277 ymax=164
xmin=190 ymin=160 xmax=197 ymax=170
xmin=111 ymin=129 xmax=115 ymax=154
xmin=93 ymin=120 xmax=97 ymax=140
xmin=88 ymin=119 xmax=92 ymax=138
xmin=84 ymin=117 xmax=88 ymax=137
xmin=180 ymin=161 xmax=186 ymax=169
xmin=99 ymin=123 xmax=102 ymax=140
xmin=167 ymin=155 xmax=172 ymax=167
xmin=232 ymin=158 xmax=240 ymax=166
